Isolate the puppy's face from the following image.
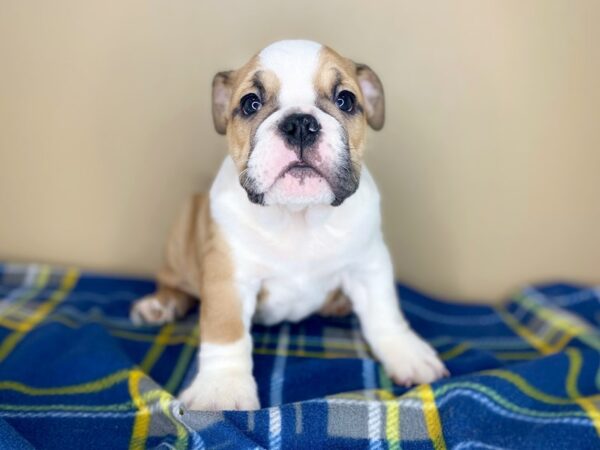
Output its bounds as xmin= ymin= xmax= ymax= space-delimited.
xmin=212 ymin=40 xmax=384 ymax=207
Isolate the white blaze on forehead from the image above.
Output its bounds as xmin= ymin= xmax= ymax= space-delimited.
xmin=258 ymin=40 xmax=322 ymax=108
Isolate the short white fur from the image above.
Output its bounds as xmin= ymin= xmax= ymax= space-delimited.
xmin=259 ymin=40 xmax=322 ymax=108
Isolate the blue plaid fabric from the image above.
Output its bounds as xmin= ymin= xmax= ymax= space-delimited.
xmin=0 ymin=263 xmax=599 ymax=449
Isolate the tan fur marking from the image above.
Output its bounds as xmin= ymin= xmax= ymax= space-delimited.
xmin=154 ymin=194 xmax=244 ymax=344
xmin=257 ymin=286 xmax=269 ymax=305
xmin=355 ymin=63 xmax=385 ymax=130
xmin=198 ymin=219 xmax=244 ymax=344
xmin=319 ymin=288 xmax=353 ymax=317
xmin=314 ymin=47 xmax=368 ymax=167
xmin=156 ymin=194 xmax=205 ymax=296
xmin=224 ymin=57 xmax=281 ymax=171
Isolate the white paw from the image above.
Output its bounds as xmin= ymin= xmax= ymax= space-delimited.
xmin=130 ymin=295 xmax=178 ymax=325
xmin=376 ymin=331 xmax=448 ymax=387
xmin=178 ymin=371 xmax=260 ymax=411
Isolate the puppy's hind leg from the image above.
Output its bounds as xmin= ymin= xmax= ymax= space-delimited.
xmin=130 ymin=284 xmax=195 ymax=326
xmin=130 ymin=194 xmax=207 ymax=326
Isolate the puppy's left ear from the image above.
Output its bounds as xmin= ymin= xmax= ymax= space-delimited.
xmin=355 ymin=63 xmax=385 ymax=130
xmin=212 ymin=71 xmax=234 ymax=135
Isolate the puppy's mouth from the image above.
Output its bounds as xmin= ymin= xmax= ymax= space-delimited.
xmin=241 ymin=157 xmax=359 ymax=208
xmin=279 ymin=161 xmax=325 ymax=180
xmin=239 ymin=161 xmax=328 ymax=206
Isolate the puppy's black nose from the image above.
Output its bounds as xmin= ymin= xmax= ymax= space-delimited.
xmin=278 ymin=114 xmax=321 ymax=149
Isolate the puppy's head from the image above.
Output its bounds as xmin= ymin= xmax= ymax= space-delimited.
xmin=212 ymin=40 xmax=384 ymax=207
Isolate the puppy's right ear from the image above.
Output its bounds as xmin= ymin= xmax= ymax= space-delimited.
xmin=212 ymin=71 xmax=234 ymax=135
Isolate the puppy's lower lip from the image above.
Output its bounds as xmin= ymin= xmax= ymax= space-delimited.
xmin=268 ymin=162 xmax=326 ymax=189
xmin=286 ymin=163 xmax=319 ymax=175
xmin=288 ymin=166 xmax=315 ymax=173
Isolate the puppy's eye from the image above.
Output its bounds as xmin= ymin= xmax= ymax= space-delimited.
xmin=335 ymin=90 xmax=355 ymax=113
xmin=241 ymin=93 xmax=262 ymax=116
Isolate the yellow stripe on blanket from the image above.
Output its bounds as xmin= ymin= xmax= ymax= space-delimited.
xmin=494 ymin=306 xmax=554 ymax=354
xmin=385 ymin=398 xmax=400 ymax=450
xmin=566 ymin=348 xmax=600 ymax=436
xmin=129 ymin=370 xmax=152 ymax=450
xmin=0 ymin=268 xmax=78 ymax=362
xmin=0 ymin=369 xmax=130 ymax=396
xmin=416 ymin=384 xmax=446 ymax=450
xmin=140 ymin=323 xmax=175 ymax=373
xmin=158 ymin=391 xmax=188 ymax=450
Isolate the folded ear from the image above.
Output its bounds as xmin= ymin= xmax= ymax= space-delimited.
xmin=355 ymin=63 xmax=385 ymax=130
xmin=212 ymin=71 xmax=234 ymax=135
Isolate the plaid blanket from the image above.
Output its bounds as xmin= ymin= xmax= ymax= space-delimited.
xmin=0 ymin=263 xmax=598 ymax=449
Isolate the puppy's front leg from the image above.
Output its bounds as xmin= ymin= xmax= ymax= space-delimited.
xmin=344 ymin=240 xmax=448 ymax=386
xmin=179 ymin=258 xmax=259 ymax=411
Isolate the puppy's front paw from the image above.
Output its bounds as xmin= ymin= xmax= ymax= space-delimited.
xmin=376 ymin=331 xmax=448 ymax=387
xmin=178 ymin=371 xmax=260 ymax=411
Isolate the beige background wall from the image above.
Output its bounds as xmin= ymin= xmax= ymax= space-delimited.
xmin=1 ymin=1 xmax=599 ymax=302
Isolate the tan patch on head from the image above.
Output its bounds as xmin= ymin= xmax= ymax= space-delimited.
xmin=225 ymin=57 xmax=281 ymax=171
xmin=314 ymin=47 xmax=368 ymax=167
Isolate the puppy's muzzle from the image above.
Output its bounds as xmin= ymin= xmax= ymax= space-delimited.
xmin=278 ymin=113 xmax=321 ymax=158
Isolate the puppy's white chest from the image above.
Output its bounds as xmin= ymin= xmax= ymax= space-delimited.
xmin=210 ymin=158 xmax=382 ymax=326
xmin=254 ymin=271 xmax=340 ymax=325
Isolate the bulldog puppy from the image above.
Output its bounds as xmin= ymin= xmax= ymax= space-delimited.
xmin=131 ymin=40 xmax=448 ymax=410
